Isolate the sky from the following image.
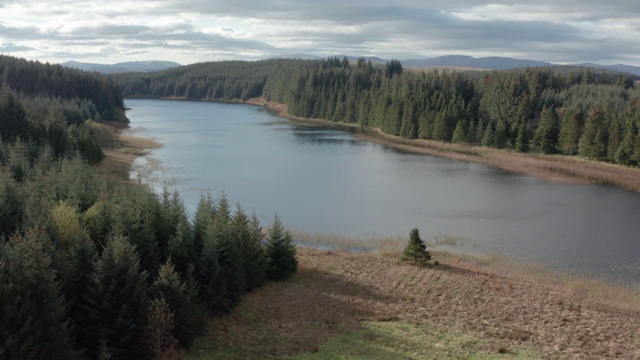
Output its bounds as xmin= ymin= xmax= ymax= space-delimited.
xmin=1 ymin=0 xmax=640 ymax=66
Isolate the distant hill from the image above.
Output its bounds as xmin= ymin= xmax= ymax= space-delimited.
xmin=67 ymin=55 xmax=640 ymax=77
xmin=402 ymin=55 xmax=552 ymax=69
xmin=575 ymin=63 xmax=640 ymax=76
xmin=61 ymin=60 xmax=181 ymax=73
xmin=268 ymin=54 xmax=640 ymax=76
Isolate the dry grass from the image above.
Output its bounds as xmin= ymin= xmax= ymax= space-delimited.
xmin=189 ymin=248 xmax=640 ymax=359
xmin=88 ymin=120 xmax=161 ymax=179
xmin=354 ymin=128 xmax=640 ymax=192
xmin=292 ymin=231 xmax=640 ymax=314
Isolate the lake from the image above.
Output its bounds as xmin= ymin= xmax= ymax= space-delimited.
xmin=127 ymin=99 xmax=640 ymax=282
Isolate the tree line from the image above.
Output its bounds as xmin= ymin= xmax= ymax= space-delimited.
xmin=114 ymin=58 xmax=640 ymax=166
xmin=1 ymin=56 xmax=298 ymax=359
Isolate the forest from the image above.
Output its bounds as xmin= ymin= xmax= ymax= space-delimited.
xmin=0 ymin=55 xmax=297 ymax=359
xmin=114 ymin=58 xmax=640 ymax=166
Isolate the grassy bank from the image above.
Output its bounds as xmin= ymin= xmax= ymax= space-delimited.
xmin=245 ymin=97 xmax=640 ymax=193
xmin=188 ymin=247 xmax=640 ymax=359
xmin=88 ymin=120 xmax=161 ymax=179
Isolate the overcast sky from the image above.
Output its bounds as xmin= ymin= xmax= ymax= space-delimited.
xmin=1 ymin=0 xmax=640 ymax=66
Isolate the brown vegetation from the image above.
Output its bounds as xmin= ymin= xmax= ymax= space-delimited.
xmin=190 ymin=248 xmax=640 ymax=359
xmin=245 ymin=97 xmax=640 ymax=193
xmin=89 ymin=120 xmax=161 ymax=179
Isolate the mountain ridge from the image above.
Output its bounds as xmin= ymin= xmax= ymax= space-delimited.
xmin=62 ymin=56 xmax=640 ymax=76
xmin=61 ymin=60 xmax=181 ymax=73
xmin=269 ymin=54 xmax=640 ymax=76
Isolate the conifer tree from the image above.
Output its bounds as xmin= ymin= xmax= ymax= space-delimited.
xmin=195 ymin=218 xmax=230 ymax=313
xmin=151 ymin=261 xmax=205 ymax=349
xmin=616 ymin=119 xmax=639 ymax=165
xmin=0 ymin=231 xmax=78 ymax=359
xmin=534 ymin=106 xmax=559 ymax=154
xmin=482 ymin=123 xmax=494 ymax=146
xmin=167 ymin=215 xmax=195 ymax=278
xmin=515 ymin=120 xmax=529 ymax=153
xmin=250 ymin=212 xmax=268 ymax=287
xmin=265 ymin=215 xmax=298 ymax=281
xmin=76 ymin=234 xmax=149 ymax=360
xmin=401 ymin=228 xmax=431 ymax=266
xmin=211 ymin=195 xmax=245 ymax=307
xmin=0 ymin=169 xmax=23 ymax=237
xmin=233 ymin=207 xmax=267 ymax=291
xmin=451 ymin=119 xmax=467 ymax=144
xmin=579 ymin=106 xmax=608 ymax=160
xmin=558 ymin=111 xmax=583 ymax=155
xmin=193 ymin=194 xmax=214 ymax=254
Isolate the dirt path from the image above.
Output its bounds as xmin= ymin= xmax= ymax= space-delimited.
xmin=191 ymin=248 xmax=640 ymax=359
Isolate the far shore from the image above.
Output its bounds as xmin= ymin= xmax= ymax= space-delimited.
xmin=104 ymin=96 xmax=640 ymax=192
xmin=245 ymin=96 xmax=640 ymax=193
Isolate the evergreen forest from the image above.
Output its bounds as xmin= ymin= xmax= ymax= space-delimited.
xmin=0 ymin=55 xmax=297 ymax=359
xmin=114 ymin=58 xmax=640 ymax=166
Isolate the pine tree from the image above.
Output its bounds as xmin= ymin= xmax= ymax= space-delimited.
xmin=558 ymin=110 xmax=583 ymax=155
xmin=265 ymin=215 xmax=298 ymax=281
xmin=76 ymin=234 xmax=149 ymax=360
xmin=482 ymin=123 xmax=494 ymax=146
xmin=0 ymin=232 xmax=78 ymax=359
xmin=193 ymin=194 xmax=214 ymax=254
xmin=167 ymin=215 xmax=195 ymax=279
xmin=579 ymin=106 xmax=608 ymax=160
xmin=0 ymin=169 xmax=23 ymax=237
xmin=615 ymin=99 xmax=639 ymax=165
xmin=195 ymin=217 xmax=230 ymax=313
xmin=150 ymin=261 xmax=205 ymax=350
xmin=534 ymin=106 xmax=559 ymax=154
xmin=616 ymin=119 xmax=639 ymax=165
xmin=211 ymin=195 xmax=245 ymax=307
xmin=400 ymin=228 xmax=431 ymax=266
xmin=451 ymin=120 xmax=467 ymax=144
xmin=234 ymin=207 xmax=267 ymax=292
xmin=515 ymin=120 xmax=529 ymax=153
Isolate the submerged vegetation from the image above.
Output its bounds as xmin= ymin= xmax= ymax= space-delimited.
xmin=113 ymin=58 xmax=640 ymax=169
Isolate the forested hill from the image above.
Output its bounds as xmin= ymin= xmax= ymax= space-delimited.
xmin=1 ymin=55 xmax=297 ymax=359
xmin=113 ymin=58 xmax=640 ymax=167
xmin=1 ymin=55 xmax=127 ymax=124
xmin=0 ymin=55 xmax=129 ymax=164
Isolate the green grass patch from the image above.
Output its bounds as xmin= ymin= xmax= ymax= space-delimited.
xmin=187 ymin=321 xmax=543 ymax=359
xmin=288 ymin=321 xmax=542 ymax=360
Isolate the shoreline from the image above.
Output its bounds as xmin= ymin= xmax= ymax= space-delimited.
xmin=89 ymin=120 xmax=161 ymax=180
xmin=245 ymin=96 xmax=640 ymax=193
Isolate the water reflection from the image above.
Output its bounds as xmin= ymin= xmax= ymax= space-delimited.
xmin=127 ymin=99 xmax=640 ymax=283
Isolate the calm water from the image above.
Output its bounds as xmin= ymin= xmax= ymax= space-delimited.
xmin=127 ymin=99 xmax=640 ymax=281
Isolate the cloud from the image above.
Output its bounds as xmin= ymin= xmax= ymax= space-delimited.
xmin=0 ymin=0 xmax=639 ymax=65
xmin=0 ymin=42 xmax=34 ymax=52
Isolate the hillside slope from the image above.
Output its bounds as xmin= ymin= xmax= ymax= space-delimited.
xmin=190 ymin=248 xmax=640 ymax=359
